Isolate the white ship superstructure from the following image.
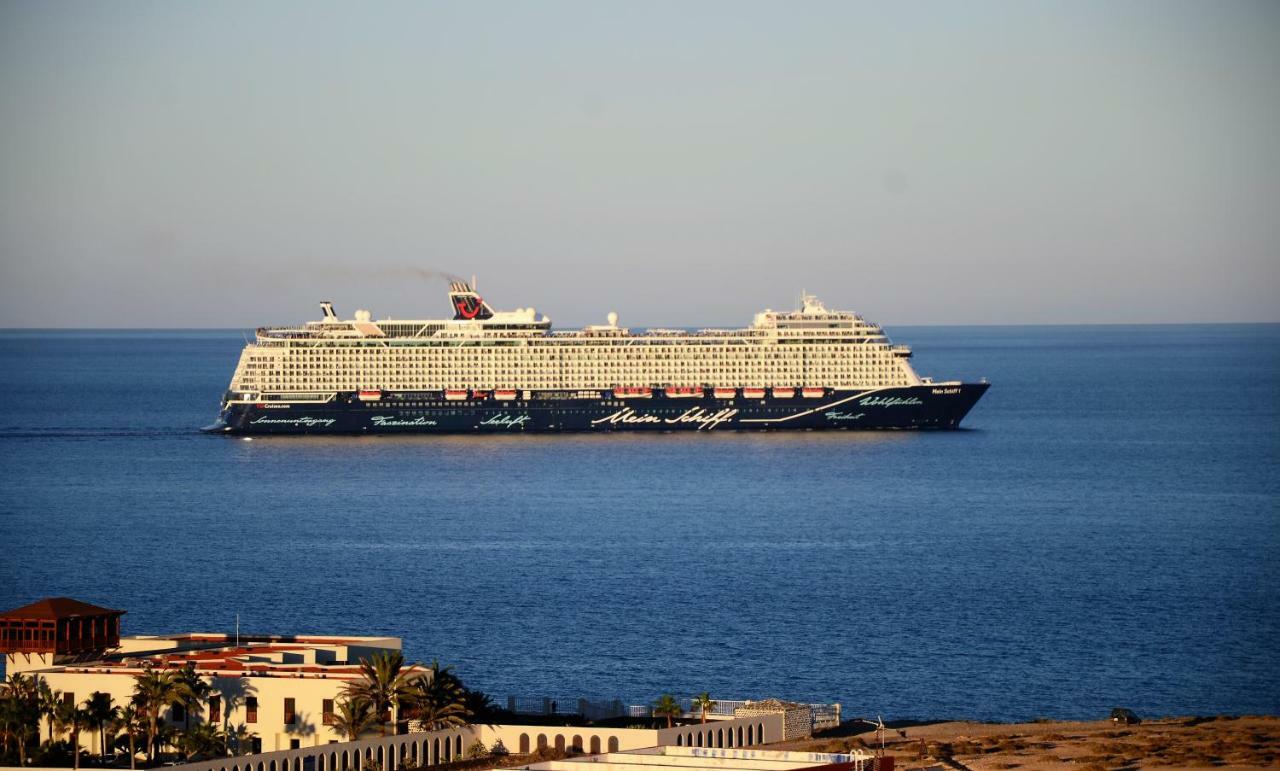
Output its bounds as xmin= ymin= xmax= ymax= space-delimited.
xmin=228 ymin=284 xmax=923 ymax=397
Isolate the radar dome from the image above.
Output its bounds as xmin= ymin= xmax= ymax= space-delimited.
xmin=354 ymin=309 xmax=371 ymax=322
xmin=607 ymin=311 xmax=618 ymax=327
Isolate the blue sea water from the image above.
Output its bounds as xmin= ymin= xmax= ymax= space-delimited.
xmin=1 ymin=325 xmax=1277 ymax=722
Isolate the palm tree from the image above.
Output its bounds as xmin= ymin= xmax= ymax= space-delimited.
xmin=0 ymin=673 xmax=42 ymax=764
xmin=461 ymin=689 xmax=499 ymax=725
xmin=341 ymin=650 xmax=423 ymax=736
xmin=87 ymin=692 xmax=121 ymax=759
xmin=406 ymin=660 xmax=469 ymax=730
xmin=132 ymin=665 xmax=183 ymax=763
xmin=694 ymin=693 xmax=716 ymax=724
xmin=0 ymin=697 xmax=14 ymax=760
xmin=225 ymin=723 xmax=255 ymax=757
xmin=425 ymin=660 xmax=463 ymax=695
xmin=653 ymin=694 xmax=682 ymax=729
xmin=152 ymin=722 xmax=179 ymax=761
xmin=52 ymin=698 xmax=77 ymax=744
xmin=409 ymin=679 xmax=469 ymax=731
xmin=36 ymin=678 xmax=61 ymax=744
xmin=175 ymin=664 xmax=211 ymax=733
xmin=0 ymin=692 xmax=37 ymax=766
xmin=177 ymin=722 xmax=225 ymax=760
xmin=329 ymin=697 xmax=377 ymax=742
xmin=67 ymin=703 xmax=92 ymax=770
xmin=112 ymin=702 xmax=146 ymax=770
xmin=1 ymin=673 xmax=37 ymax=703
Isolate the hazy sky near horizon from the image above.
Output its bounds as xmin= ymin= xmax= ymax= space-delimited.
xmin=1 ymin=1 xmax=1277 ymax=328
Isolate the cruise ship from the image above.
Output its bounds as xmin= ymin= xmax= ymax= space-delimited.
xmin=204 ymin=282 xmax=989 ymax=434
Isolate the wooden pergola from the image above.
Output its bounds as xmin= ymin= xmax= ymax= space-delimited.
xmin=0 ymin=597 xmax=125 ymax=656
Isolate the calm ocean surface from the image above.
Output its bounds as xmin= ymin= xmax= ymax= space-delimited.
xmin=1 ymin=325 xmax=1277 ymax=722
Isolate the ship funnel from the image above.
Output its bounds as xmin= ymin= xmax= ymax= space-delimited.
xmin=447 ymin=281 xmax=495 ymax=321
xmin=319 ymin=301 xmax=337 ymax=320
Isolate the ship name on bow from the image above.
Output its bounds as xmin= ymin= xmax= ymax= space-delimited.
xmin=859 ymin=395 xmax=923 ymax=407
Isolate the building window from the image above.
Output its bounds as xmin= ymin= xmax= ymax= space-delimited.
xmin=322 ymin=699 xmax=335 ymax=726
xmin=284 ymin=698 xmax=296 ymax=725
xmin=251 ymin=737 xmax=262 ymax=754
xmin=171 ymin=703 xmax=186 ymax=723
xmin=62 ymin=692 xmax=75 ymax=706
xmin=290 ymin=739 xmax=300 ymax=750
xmin=246 ymin=697 xmax=258 ymax=723
xmin=209 ymin=696 xmax=221 ymax=724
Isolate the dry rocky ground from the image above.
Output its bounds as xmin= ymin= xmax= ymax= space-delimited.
xmin=780 ymin=716 xmax=1280 ymax=771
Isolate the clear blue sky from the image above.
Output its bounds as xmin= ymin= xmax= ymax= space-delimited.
xmin=1 ymin=1 xmax=1277 ymax=327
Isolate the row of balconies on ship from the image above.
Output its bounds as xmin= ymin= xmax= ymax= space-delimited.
xmin=247 ymin=372 xmax=905 ymax=387
xmin=257 ymin=366 xmax=902 ymax=378
xmin=250 ymin=368 xmax=903 ymax=380
xmin=267 ymin=348 xmax=896 ymax=362
xmin=244 ymin=382 xmax=911 ymax=394
xmin=267 ymin=360 xmax=899 ymax=371
xmin=261 ymin=360 xmax=902 ymax=369
xmin=246 ymin=365 xmax=904 ymax=378
xmin=263 ymin=363 xmax=900 ymax=375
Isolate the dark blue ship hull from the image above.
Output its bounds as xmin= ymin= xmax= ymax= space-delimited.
xmin=205 ymin=384 xmax=989 ymax=434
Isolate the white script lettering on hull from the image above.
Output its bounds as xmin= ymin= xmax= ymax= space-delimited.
xmin=480 ymin=414 xmax=531 ymax=427
xmin=370 ymin=415 xmax=439 ymax=427
xmin=249 ymin=416 xmax=336 ymax=427
xmin=824 ymin=411 xmax=866 ymax=421
xmin=591 ymin=406 xmax=739 ymax=430
xmin=859 ymin=396 xmax=923 ymax=407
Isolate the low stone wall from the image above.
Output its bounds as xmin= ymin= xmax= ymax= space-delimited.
xmin=656 ymin=713 xmax=786 ymax=750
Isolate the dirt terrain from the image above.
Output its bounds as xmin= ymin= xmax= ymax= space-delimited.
xmin=780 ymin=716 xmax=1280 ymax=771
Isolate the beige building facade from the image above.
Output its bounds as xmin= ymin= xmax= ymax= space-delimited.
xmin=6 ymin=629 xmax=417 ymax=752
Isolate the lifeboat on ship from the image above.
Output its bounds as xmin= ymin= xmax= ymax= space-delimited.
xmin=494 ymin=389 xmax=518 ymax=401
xmin=742 ymin=387 xmax=766 ymax=399
xmin=357 ymin=389 xmax=382 ymax=401
xmin=802 ymin=387 xmax=826 ymax=398
xmin=665 ymin=387 xmax=701 ymax=398
xmin=713 ymin=387 xmax=737 ymax=399
xmin=772 ymin=387 xmax=795 ymax=399
xmin=614 ymin=387 xmax=653 ymax=399
xmin=444 ymin=389 xmax=469 ymax=401
xmin=472 ymin=390 xmax=490 ymax=399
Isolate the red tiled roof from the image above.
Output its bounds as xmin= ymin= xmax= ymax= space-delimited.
xmin=0 ymin=597 xmax=125 ymax=620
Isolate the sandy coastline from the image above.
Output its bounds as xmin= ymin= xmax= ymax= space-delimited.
xmin=777 ymin=716 xmax=1279 ymax=771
